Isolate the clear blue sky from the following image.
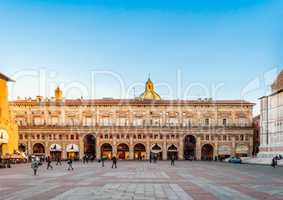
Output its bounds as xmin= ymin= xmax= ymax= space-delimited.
xmin=0 ymin=0 xmax=283 ymax=115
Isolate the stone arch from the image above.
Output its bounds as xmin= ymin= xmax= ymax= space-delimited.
xmin=150 ymin=143 xmax=162 ymax=160
xmin=84 ymin=134 xmax=96 ymax=160
xmin=33 ymin=143 xmax=45 ymax=155
xmin=167 ymin=144 xmax=178 ymax=160
xmin=201 ymin=144 xmax=214 ymax=161
xmin=134 ymin=143 xmax=146 ymax=160
xmin=183 ymin=135 xmax=196 ymax=160
xmin=18 ymin=143 xmax=26 ymax=152
xmin=101 ymin=143 xmax=113 ymax=160
xmin=49 ymin=143 xmax=62 ymax=160
xmin=117 ymin=143 xmax=129 ymax=160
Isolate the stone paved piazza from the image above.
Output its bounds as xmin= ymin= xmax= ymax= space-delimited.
xmin=0 ymin=161 xmax=283 ymax=200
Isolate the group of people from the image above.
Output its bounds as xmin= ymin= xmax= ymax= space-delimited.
xmin=31 ymin=156 xmax=74 ymax=176
xmin=30 ymin=153 xmax=179 ymax=176
xmin=149 ymin=153 xmax=176 ymax=166
xmin=98 ymin=156 xmax=117 ymax=168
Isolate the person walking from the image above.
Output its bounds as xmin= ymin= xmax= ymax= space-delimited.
xmin=271 ymin=157 xmax=277 ymax=168
xmin=171 ymin=155 xmax=175 ymax=166
xmin=101 ymin=156 xmax=105 ymax=167
xmin=56 ymin=157 xmax=62 ymax=166
xmin=67 ymin=159 xmax=74 ymax=170
xmin=111 ymin=156 xmax=117 ymax=169
xmin=31 ymin=159 xmax=39 ymax=176
xmin=46 ymin=156 xmax=53 ymax=170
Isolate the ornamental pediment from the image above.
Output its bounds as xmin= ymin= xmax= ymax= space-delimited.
xmin=134 ymin=112 xmax=144 ymax=117
xmin=150 ymin=112 xmax=161 ymax=117
xmin=167 ymin=111 xmax=178 ymax=117
xmin=218 ymin=111 xmax=232 ymax=118
xmin=31 ymin=110 xmax=43 ymax=116
xmin=49 ymin=111 xmax=61 ymax=116
xmin=235 ymin=112 xmax=247 ymax=118
xmin=202 ymin=112 xmax=215 ymax=118
xmin=65 ymin=111 xmax=78 ymax=117
xmin=182 ymin=112 xmax=194 ymax=117
xmin=82 ymin=110 xmax=93 ymax=117
xmin=116 ymin=111 xmax=129 ymax=118
xmin=99 ymin=112 xmax=112 ymax=117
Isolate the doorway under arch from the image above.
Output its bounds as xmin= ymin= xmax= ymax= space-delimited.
xmin=184 ymin=135 xmax=196 ymax=160
xmin=117 ymin=143 xmax=129 ymax=160
xmin=167 ymin=144 xmax=178 ymax=160
xmin=201 ymin=144 xmax=214 ymax=161
xmin=134 ymin=143 xmax=146 ymax=160
xmin=101 ymin=143 xmax=113 ymax=159
xmin=84 ymin=134 xmax=96 ymax=160
xmin=33 ymin=143 xmax=45 ymax=155
xmin=151 ymin=144 xmax=162 ymax=160
xmin=18 ymin=144 xmax=26 ymax=153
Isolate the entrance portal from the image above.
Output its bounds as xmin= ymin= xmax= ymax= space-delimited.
xmin=19 ymin=144 xmax=26 ymax=153
xmin=134 ymin=143 xmax=146 ymax=160
xmin=184 ymin=135 xmax=196 ymax=160
xmin=151 ymin=144 xmax=162 ymax=160
xmin=167 ymin=144 xmax=178 ymax=160
xmin=201 ymin=144 xmax=214 ymax=160
xmin=33 ymin=143 xmax=45 ymax=155
xmin=101 ymin=143 xmax=113 ymax=159
xmin=117 ymin=143 xmax=129 ymax=160
xmin=84 ymin=134 xmax=96 ymax=160
xmin=50 ymin=144 xmax=62 ymax=160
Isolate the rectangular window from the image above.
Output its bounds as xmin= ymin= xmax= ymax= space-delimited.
xmin=51 ymin=117 xmax=59 ymax=126
xmin=205 ymin=118 xmax=210 ymax=126
xmin=133 ymin=118 xmax=143 ymax=126
xmin=223 ymin=119 xmax=227 ymax=126
xmin=85 ymin=117 xmax=92 ymax=126
xmin=34 ymin=117 xmax=43 ymax=126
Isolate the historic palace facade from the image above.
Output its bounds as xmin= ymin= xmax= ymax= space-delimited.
xmin=9 ymin=78 xmax=254 ymax=160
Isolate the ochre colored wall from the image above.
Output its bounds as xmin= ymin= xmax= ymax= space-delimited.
xmin=0 ymin=79 xmax=18 ymax=157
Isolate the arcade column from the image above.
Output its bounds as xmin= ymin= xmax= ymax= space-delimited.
xmin=232 ymin=136 xmax=236 ymax=156
xmin=146 ymin=139 xmax=150 ymax=160
xmin=162 ymin=140 xmax=167 ymax=160
xmin=96 ymin=136 xmax=101 ymax=160
xmin=196 ymin=136 xmax=201 ymax=160
xmin=79 ymin=136 xmax=84 ymax=160
xmin=113 ymin=137 xmax=117 ymax=156
xmin=178 ymin=136 xmax=184 ymax=160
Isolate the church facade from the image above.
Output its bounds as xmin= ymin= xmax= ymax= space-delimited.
xmin=9 ymin=78 xmax=254 ymax=160
xmin=258 ymin=70 xmax=283 ymax=158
